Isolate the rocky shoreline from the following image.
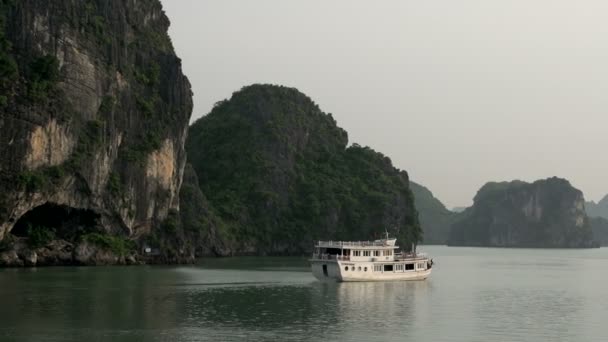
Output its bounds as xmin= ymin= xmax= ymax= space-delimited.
xmin=0 ymin=237 xmax=199 ymax=267
xmin=0 ymin=238 xmax=137 ymax=267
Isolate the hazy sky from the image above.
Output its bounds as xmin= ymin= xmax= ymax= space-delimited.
xmin=161 ymin=0 xmax=608 ymax=208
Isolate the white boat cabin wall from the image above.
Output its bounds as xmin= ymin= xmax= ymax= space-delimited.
xmin=310 ymin=238 xmax=432 ymax=282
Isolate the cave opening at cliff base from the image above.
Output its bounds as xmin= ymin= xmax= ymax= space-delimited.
xmin=11 ymin=203 xmax=101 ymax=241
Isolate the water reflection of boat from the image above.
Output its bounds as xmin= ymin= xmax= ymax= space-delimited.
xmin=310 ymin=234 xmax=433 ymax=282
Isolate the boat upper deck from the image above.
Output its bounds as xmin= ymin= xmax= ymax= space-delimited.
xmin=315 ymin=239 xmax=398 ymax=249
xmin=310 ymin=251 xmax=429 ymax=262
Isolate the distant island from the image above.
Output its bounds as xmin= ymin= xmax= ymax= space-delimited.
xmin=410 ymin=182 xmax=457 ymax=245
xmin=586 ymin=195 xmax=608 ymax=246
xmin=448 ymin=177 xmax=597 ymax=248
xmin=590 ymin=217 xmax=608 ymax=246
xmin=586 ymin=195 xmax=608 ymax=219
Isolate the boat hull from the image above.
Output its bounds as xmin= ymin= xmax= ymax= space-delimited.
xmin=310 ymin=260 xmax=432 ymax=282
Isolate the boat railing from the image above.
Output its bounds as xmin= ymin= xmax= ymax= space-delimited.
xmin=315 ymin=240 xmax=395 ymax=248
xmin=311 ymin=253 xmax=350 ymax=261
xmin=311 ymin=252 xmax=429 ymax=262
xmin=394 ymin=252 xmax=429 ymax=261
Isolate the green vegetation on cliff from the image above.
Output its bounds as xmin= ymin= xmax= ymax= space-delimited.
xmin=448 ymin=177 xmax=597 ymax=248
xmin=83 ymin=233 xmax=136 ymax=256
xmin=410 ymin=181 xmax=457 ymax=244
xmin=0 ymin=0 xmax=193 ymax=266
xmin=0 ymin=1 xmax=16 ymax=107
xmin=186 ymin=84 xmax=421 ymax=255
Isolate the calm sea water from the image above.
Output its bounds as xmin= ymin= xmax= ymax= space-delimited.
xmin=1 ymin=246 xmax=607 ymax=342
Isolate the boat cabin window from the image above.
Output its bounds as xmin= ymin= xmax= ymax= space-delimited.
xmin=358 ymin=267 xmax=361 ymax=271
xmin=364 ymin=267 xmax=368 ymax=272
xmin=373 ymin=250 xmax=381 ymax=257
xmin=383 ymin=264 xmax=393 ymax=272
xmin=405 ymin=263 xmax=414 ymax=271
xmin=363 ymin=251 xmax=371 ymax=257
xmin=395 ymin=264 xmax=403 ymax=271
xmin=345 ymin=266 xmax=349 ymax=271
xmin=383 ymin=250 xmax=393 ymax=256
xmin=417 ymin=262 xmax=426 ymax=269
xmin=373 ymin=265 xmax=382 ymax=272
xmin=353 ymin=250 xmax=361 ymax=257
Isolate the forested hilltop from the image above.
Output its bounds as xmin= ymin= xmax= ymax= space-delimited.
xmin=186 ymin=84 xmax=421 ymax=255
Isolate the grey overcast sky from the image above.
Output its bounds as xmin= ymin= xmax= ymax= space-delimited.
xmin=161 ymin=0 xmax=608 ymax=208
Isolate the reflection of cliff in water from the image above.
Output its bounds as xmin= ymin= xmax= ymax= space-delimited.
xmin=0 ymin=267 xmax=181 ymax=340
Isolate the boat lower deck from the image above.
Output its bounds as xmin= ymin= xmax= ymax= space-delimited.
xmin=310 ymin=259 xmax=432 ymax=282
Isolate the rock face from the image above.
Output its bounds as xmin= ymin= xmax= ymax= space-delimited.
xmin=0 ymin=0 xmax=192 ymax=265
xmin=410 ymin=181 xmax=457 ymax=244
xmin=186 ymin=84 xmax=421 ymax=255
xmin=448 ymin=178 xmax=597 ymax=248
xmin=140 ymin=163 xmax=233 ymax=262
xmin=178 ymin=164 xmax=232 ymax=257
xmin=0 ymin=236 xmax=140 ymax=267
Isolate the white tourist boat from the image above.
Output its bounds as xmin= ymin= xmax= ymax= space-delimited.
xmin=310 ymin=234 xmax=433 ymax=282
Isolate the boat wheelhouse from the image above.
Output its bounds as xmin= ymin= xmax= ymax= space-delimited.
xmin=310 ymin=236 xmax=432 ymax=282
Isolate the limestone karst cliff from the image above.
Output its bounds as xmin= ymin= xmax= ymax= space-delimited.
xmin=448 ymin=177 xmax=597 ymax=248
xmin=186 ymin=84 xmax=422 ymax=255
xmin=0 ymin=0 xmax=192 ymax=265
